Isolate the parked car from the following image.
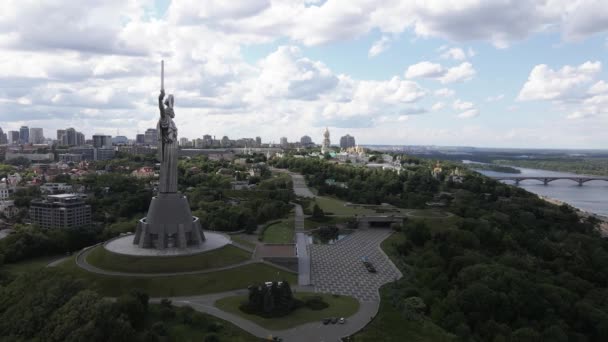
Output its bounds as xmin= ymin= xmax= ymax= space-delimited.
xmin=339 ymin=317 xmax=346 ymax=324
xmin=331 ymin=317 xmax=338 ymax=324
xmin=362 ymin=257 xmax=377 ymax=273
xmin=322 ymin=318 xmax=331 ymax=325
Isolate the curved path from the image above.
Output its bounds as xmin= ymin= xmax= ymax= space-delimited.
xmin=162 ymin=290 xmax=378 ymax=342
xmin=67 ymin=229 xmax=401 ymax=341
xmin=74 ymin=243 xmax=295 ymax=277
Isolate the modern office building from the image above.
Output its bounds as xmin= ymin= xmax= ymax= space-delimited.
xmin=202 ymin=134 xmax=213 ymax=147
xmin=94 ymin=148 xmax=116 ymax=161
xmin=59 ymin=153 xmax=83 ymax=163
xmin=300 ymin=135 xmax=313 ymax=147
xmin=280 ymin=137 xmax=288 ymax=148
xmin=0 ymin=127 xmax=6 ymax=145
xmin=19 ymin=126 xmax=29 ymax=144
xmin=30 ymin=194 xmax=91 ymax=229
xmin=76 ymin=132 xmax=85 ymax=146
xmin=144 ymin=128 xmax=157 ymax=145
xmin=29 ymin=128 xmax=44 ymax=144
xmin=255 ymin=136 xmax=262 ymax=147
xmin=68 ymin=147 xmax=95 ymax=161
xmin=93 ymin=134 xmax=112 ymax=148
xmin=112 ymin=136 xmax=128 ymax=145
xmin=136 ymin=134 xmax=145 ymax=144
xmin=179 ymin=137 xmax=190 ymax=147
xmin=65 ymin=128 xmax=77 ymax=146
xmin=340 ymin=134 xmax=356 ymax=149
xmin=57 ymin=129 xmax=66 ymax=142
xmin=92 ymin=134 xmax=112 ymax=148
xmin=8 ymin=131 xmax=19 ymax=145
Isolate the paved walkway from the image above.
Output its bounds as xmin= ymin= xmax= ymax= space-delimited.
xmin=65 ymin=226 xmax=402 ymax=341
xmin=74 ymin=242 xmax=297 ymax=277
xmin=290 ymin=173 xmax=316 ymax=198
xmin=310 ymin=229 xmax=402 ymax=302
xmin=293 ymin=203 xmax=311 ymax=286
xmin=163 ymin=289 xmax=379 ymax=342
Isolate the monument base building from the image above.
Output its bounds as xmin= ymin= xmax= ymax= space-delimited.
xmin=133 ymin=193 xmax=205 ymax=249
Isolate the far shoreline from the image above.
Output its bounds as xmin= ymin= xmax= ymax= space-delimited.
xmin=538 ymin=195 xmax=608 ymax=236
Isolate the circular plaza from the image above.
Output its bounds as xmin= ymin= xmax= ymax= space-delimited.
xmin=105 ymin=231 xmax=231 ymax=257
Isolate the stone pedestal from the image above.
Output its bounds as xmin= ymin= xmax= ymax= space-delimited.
xmin=133 ymin=193 xmax=205 ymax=249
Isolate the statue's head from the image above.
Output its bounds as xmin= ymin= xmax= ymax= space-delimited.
xmin=164 ymin=94 xmax=175 ymax=118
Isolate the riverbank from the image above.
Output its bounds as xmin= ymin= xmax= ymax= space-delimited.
xmin=538 ymin=195 xmax=608 ymax=236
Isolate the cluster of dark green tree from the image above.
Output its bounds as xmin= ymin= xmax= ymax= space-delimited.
xmin=388 ymin=174 xmax=608 ymax=341
xmin=79 ymin=173 xmax=153 ymax=224
xmin=0 ymin=270 xmax=230 ymax=342
xmin=0 ymin=225 xmax=98 ymax=264
xmin=271 ymin=156 xmax=441 ymax=208
xmin=240 ymin=281 xmax=301 ymax=318
xmin=181 ymin=162 xmax=293 ymax=232
xmin=92 ymin=152 xmax=156 ymax=172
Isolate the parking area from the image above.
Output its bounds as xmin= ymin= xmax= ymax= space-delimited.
xmin=309 ymin=229 xmax=402 ymax=302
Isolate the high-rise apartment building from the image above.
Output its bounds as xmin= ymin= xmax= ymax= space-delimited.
xmin=340 ymin=134 xmax=356 ymax=149
xmin=30 ymin=194 xmax=91 ymax=229
xmin=8 ymin=131 xmax=19 ymax=144
xmin=29 ymin=128 xmax=44 ymax=144
xmin=280 ymin=137 xmax=288 ymax=148
xmin=144 ymin=128 xmax=157 ymax=145
xmin=136 ymin=134 xmax=145 ymax=145
xmin=76 ymin=132 xmax=85 ymax=146
xmin=0 ymin=127 xmax=7 ymax=145
xmin=65 ymin=128 xmax=77 ymax=146
xmin=92 ymin=134 xmax=112 ymax=148
xmin=19 ymin=126 xmax=29 ymax=144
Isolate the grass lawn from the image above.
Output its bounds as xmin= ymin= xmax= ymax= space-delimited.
xmin=313 ymin=196 xmax=376 ymax=216
xmin=314 ymin=197 xmax=413 ymax=216
xmin=304 ymin=216 xmax=352 ymax=230
xmin=350 ymin=285 xmax=455 ymax=342
xmin=262 ymin=216 xmax=294 ymax=244
xmin=147 ymin=304 xmax=263 ymax=342
xmin=2 ymin=255 xmax=64 ymax=277
xmin=215 ymin=293 xmax=360 ymax=330
xmin=57 ymin=257 xmax=297 ymax=297
xmin=230 ymin=235 xmax=258 ymax=250
xmin=406 ymin=209 xmax=452 ymax=218
xmin=86 ymin=244 xmax=251 ymax=273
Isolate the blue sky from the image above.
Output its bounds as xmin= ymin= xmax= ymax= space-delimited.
xmin=0 ymin=1 xmax=607 ymax=148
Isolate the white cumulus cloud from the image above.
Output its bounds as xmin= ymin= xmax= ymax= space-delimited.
xmin=518 ymin=61 xmax=601 ymax=101
xmin=368 ymin=36 xmax=391 ymax=57
xmin=406 ymin=61 xmax=475 ymax=84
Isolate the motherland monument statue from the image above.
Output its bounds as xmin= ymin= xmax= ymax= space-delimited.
xmin=133 ymin=61 xmax=206 ymax=249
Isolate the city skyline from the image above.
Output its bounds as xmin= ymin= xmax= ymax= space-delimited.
xmin=0 ymin=1 xmax=607 ymax=148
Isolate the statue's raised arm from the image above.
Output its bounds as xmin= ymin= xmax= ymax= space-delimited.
xmin=158 ymin=89 xmax=165 ymax=118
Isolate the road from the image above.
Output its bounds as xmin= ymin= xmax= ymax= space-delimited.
xmin=73 ymin=243 xmax=298 ymax=277
xmin=161 ymin=290 xmax=380 ymax=342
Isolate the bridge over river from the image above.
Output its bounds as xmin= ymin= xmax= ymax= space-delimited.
xmin=490 ymin=176 xmax=608 ymax=186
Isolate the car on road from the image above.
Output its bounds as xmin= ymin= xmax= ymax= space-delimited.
xmin=361 ymin=257 xmax=377 ymax=273
xmin=322 ymin=318 xmax=331 ymax=325
xmin=339 ymin=317 xmax=346 ymax=324
xmin=331 ymin=317 xmax=338 ymax=324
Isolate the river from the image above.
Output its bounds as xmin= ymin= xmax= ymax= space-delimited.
xmin=471 ymin=165 xmax=608 ymax=217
